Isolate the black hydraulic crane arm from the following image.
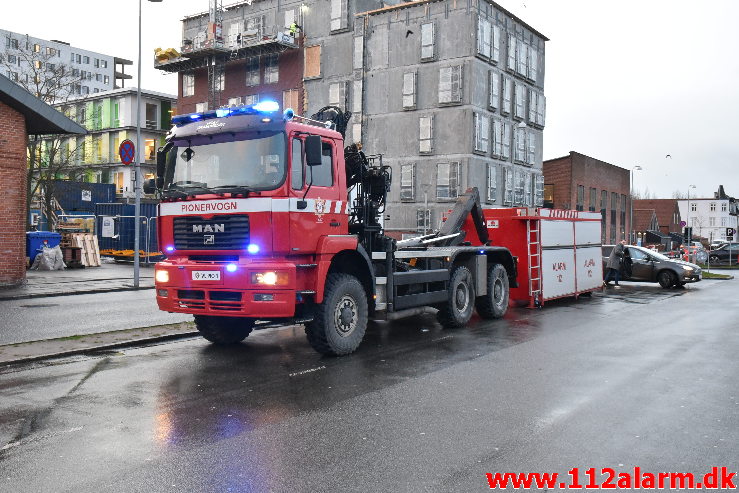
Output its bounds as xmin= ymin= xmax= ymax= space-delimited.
xmin=437 ymin=187 xmax=490 ymax=246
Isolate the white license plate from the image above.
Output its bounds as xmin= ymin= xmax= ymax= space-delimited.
xmin=192 ymin=270 xmax=221 ymax=281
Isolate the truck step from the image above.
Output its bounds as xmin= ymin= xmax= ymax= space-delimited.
xmin=297 ymin=290 xmax=316 ymax=295
xmin=296 ymin=263 xmax=318 ymax=268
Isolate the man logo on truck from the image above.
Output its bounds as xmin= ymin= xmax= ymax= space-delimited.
xmin=192 ymin=224 xmax=225 ymax=233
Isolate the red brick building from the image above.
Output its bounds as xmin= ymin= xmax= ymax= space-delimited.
xmin=0 ymin=75 xmax=85 ymax=286
xmin=543 ymin=151 xmax=630 ymax=244
xmin=632 ymin=199 xmax=681 ymax=235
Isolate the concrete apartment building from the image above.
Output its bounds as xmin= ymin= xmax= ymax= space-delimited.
xmin=543 ymin=151 xmax=630 ymax=244
xmin=677 ymin=186 xmax=738 ymax=244
xmin=37 ymin=88 xmax=176 ymax=197
xmin=1 ymin=28 xmax=133 ymax=97
xmin=158 ymin=0 xmax=547 ymax=233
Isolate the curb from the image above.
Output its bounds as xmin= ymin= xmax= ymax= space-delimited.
xmin=0 ymin=285 xmax=155 ymax=301
xmin=0 ymin=330 xmax=200 ymax=367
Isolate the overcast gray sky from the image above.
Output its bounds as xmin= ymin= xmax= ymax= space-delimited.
xmin=6 ymin=0 xmax=738 ymax=199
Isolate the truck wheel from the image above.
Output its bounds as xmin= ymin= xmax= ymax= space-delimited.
xmin=657 ymin=270 xmax=676 ymax=289
xmin=475 ymin=263 xmax=509 ymax=319
xmin=437 ymin=266 xmax=475 ymax=328
xmin=194 ymin=315 xmax=255 ymax=344
xmin=305 ymin=273 xmax=368 ymax=356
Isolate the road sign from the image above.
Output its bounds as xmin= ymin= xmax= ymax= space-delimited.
xmin=119 ymin=139 xmax=135 ymax=165
xmin=680 ymin=220 xmax=686 ymax=227
xmin=727 ymin=227 xmax=735 ymax=237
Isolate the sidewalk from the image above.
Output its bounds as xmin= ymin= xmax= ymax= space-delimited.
xmin=0 ymin=261 xmax=155 ymax=300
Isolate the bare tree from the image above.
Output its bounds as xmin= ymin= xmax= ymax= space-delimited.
xmin=1 ymin=36 xmax=90 ymax=229
xmin=672 ymin=190 xmax=688 ymax=199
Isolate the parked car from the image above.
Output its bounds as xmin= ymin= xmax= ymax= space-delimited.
xmin=708 ymin=242 xmax=739 ymax=264
xmin=602 ymin=244 xmax=702 ymax=288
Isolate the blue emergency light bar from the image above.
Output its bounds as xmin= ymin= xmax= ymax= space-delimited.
xmin=172 ymin=101 xmax=281 ymax=127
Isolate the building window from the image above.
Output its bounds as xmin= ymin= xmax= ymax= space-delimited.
xmin=101 ymin=60 xmax=107 ymax=69
xmin=244 ymin=94 xmax=260 ymax=105
xmin=709 ymin=217 xmax=716 ymax=226
xmin=576 ymin=185 xmax=585 ymax=211
xmin=245 ymin=15 xmax=265 ymax=39
xmin=487 ymin=163 xmax=498 ymax=203
xmin=526 ymin=130 xmax=536 ymax=165
xmin=492 ymin=25 xmax=501 ymax=63
xmin=264 ymin=54 xmax=279 ymax=84
xmin=104 ymin=75 xmax=109 ymax=84
xmin=183 ymin=74 xmax=195 ymax=97
xmin=416 ymin=209 xmax=431 ymax=233
xmin=33 ymin=43 xmax=41 ymax=53
xmin=722 ymin=202 xmax=728 ymax=212
xmin=722 ymin=217 xmax=727 ymax=226
xmin=492 ymin=119 xmax=502 ymax=158
xmin=514 ymin=169 xmax=525 ymax=205
xmin=477 ymin=18 xmax=492 ymax=59
xmin=216 ymin=72 xmax=225 ymax=91
xmin=514 ymin=82 xmax=525 ymax=120
xmin=400 ymin=163 xmax=415 ymax=201
xmin=501 ymin=121 xmax=511 ymax=160
xmin=228 ymin=96 xmax=242 ymax=107
xmin=353 ymin=37 xmax=363 ymax=70
xmin=419 ymin=115 xmax=433 ymax=154
xmin=437 ymin=162 xmax=460 ymax=200
xmin=145 ymin=103 xmax=158 ymax=129
xmin=517 ymin=42 xmax=527 ymax=75
xmin=195 ymin=102 xmax=208 ymax=113
xmin=524 ymin=171 xmax=532 ymax=206
xmin=514 ymin=125 xmax=526 ymax=163
xmin=507 ymin=34 xmax=516 ymax=71
xmin=589 ymin=187 xmax=597 ymax=212
xmin=473 ymin=112 xmax=489 ymax=154
xmin=528 ymin=46 xmax=538 ymax=82
xmin=329 ymin=81 xmax=347 ymax=109
xmin=501 ymin=77 xmax=512 ymax=115
xmin=710 ymin=202 xmax=716 ymax=211
xmin=421 ymin=22 xmax=435 ymax=61
xmin=438 ymin=65 xmax=462 ymax=104
xmin=402 ymin=72 xmax=416 ymax=110
xmin=330 ymin=0 xmax=348 ymax=32
xmin=304 ymin=45 xmax=321 ymax=78
xmin=504 ymin=168 xmax=513 ymax=205
xmin=535 ymin=174 xmax=544 ymax=206
xmin=489 ymin=71 xmax=500 ymax=110
xmin=94 ymin=58 xmax=100 ymax=68
xmin=690 ymin=202 xmax=696 ymax=212
xmin=245 ymin=57 xmax=260 ymax=86
xmin=283 ymin=89 xmax=299 ymax=112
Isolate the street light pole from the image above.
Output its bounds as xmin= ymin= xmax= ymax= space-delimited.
xmin=135 ymin=0 xmax=163 ymax=288
xmin=686 ymin=184 xmax=696 ymax=252
xmin=630 ymin=165 xmax=642 ymax=244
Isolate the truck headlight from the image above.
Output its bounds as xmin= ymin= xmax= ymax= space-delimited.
xmin=251 ymin=271 xmax=288 ymax=286
xmin=155 ymin=269 xmax=170 ymax=283
xmin=683 ymin=267 xmax=694 ymax=273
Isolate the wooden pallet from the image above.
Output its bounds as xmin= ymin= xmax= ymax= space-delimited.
xmin=66 ymin=233 xmax=101 ymax=267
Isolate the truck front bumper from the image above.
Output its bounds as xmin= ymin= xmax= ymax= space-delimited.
xmin=154 ymin=260 xmax=297 ymax=318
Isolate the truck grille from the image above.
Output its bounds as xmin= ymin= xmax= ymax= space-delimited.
xmin=173 ymin=215 xmax=249 ymax=250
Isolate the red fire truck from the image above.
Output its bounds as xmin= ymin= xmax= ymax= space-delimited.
xmin=146 ymin=102 xmax=517 ymax=355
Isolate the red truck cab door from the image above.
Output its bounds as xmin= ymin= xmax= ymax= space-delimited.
xmin=288 ymin=135 xmax=347 ymax=254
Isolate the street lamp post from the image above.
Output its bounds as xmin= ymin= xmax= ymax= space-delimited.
xmin=686 ymin=184 xmax=696 ymax=250
xmin=630 ymin=165 xmax=642 ymax=243
xmin=135 ymin=0 xmax=163 ymax=288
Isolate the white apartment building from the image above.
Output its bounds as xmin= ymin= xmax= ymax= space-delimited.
xmin=1 ymin=28 xmax=132 ymax=97
xmin=678 ymin=193 xmax=739 ymax=243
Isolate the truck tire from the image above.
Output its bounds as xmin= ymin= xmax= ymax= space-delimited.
xmin=475 ymin=263 xmax=509 ymax=319
xmin=194 ymin=315 xmax=255 ymax=344
xmin=657 ymin=270 xmax=677 ymax=288
xmin=305 ymin=273 xmax=368 ymax=356
xmin=437 ymin=265 xmax=475 ymax=328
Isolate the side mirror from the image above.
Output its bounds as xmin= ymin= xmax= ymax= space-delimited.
xmin=156 ymin=148 xmax=167 ymax=178
xmin=305 ymin=135 xmax=322 ymax=167
xmin=143 ymin=178 xmax=157 ymax=195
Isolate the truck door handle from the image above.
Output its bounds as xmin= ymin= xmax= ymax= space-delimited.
xmin=330 ymin=221 xmax=341 ymax=227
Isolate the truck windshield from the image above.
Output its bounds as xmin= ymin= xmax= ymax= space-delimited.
xmin=166 ymin=132 xmax=286 ymax=193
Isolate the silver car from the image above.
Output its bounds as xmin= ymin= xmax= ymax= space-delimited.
xmin=602 ymin=245 xmax=702 ymax=288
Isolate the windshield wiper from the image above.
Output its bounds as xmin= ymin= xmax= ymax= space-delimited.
xmin=209 ymin=185 xmax=253 ymax=195
xmin=164 ymin=183 xmax=213 ymax=198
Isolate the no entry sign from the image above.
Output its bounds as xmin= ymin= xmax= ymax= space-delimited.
xmin=119 ymin=139 xmax=135 ymax=165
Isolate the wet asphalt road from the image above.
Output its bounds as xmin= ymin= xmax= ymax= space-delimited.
xmin=0 ymin=280 xmax=737 ymax=492
xmin=0 ymin=290 xmax=192 ymax=345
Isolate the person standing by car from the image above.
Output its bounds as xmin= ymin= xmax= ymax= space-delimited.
xmin=604 ymin=240 xmax=626 ymax=287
